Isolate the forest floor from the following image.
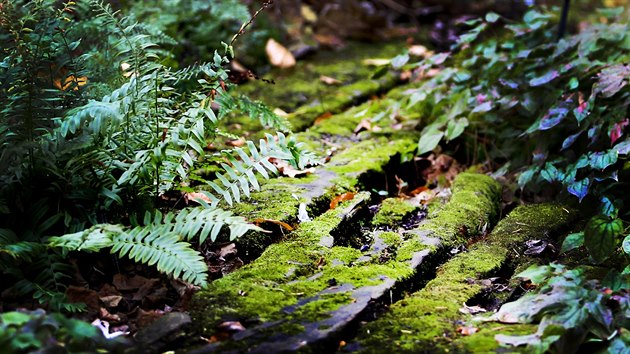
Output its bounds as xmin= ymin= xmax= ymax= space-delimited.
xmin=123 ymin=41 xmax=600 ymax=353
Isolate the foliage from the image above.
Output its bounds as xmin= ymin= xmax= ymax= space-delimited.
xmin=0 ymin=0 xmax=315 ymax=309
xmin=399 ymin=7 xmax=630 ymax=262
xmin=0 ymin=309 xmax=126 ymax=354
xmin=490 ymin=264 xmax=629 ymax=353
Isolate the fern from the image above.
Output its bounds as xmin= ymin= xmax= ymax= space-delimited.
xmin=217 ymin=91 xmax=292 ymax=132
xmin=49 ymin=206 xmax=261 ymax=286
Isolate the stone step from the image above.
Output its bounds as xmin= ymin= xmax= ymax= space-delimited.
xmin=187 ymin=173 xmax=501 ymax=353
xmin=348 ymin=204 xmax=577 ymax=353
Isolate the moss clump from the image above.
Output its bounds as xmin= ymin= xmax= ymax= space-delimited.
xmin=372 ymin=198 xmax=417 ymax=227
xmin=353 ymin=203 xmax=577 ymax=353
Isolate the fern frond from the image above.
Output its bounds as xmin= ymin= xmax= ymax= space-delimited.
xmin=111 ymin=227 xmax=208 ymax=286
xmin=217 ymin=91 xmax=292 ymax=132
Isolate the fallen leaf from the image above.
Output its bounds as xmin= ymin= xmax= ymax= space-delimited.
xmin=314 ymin=112 xmax=333 ymax=125
xmin=100 ymin=295 xmax=123 ymax=308
xmin=253 ymin=218 xmax=294 ymax=231
xmin=271 ymin=158 xmax=316 ymax=178
xmin=99 ymin=307 xmax=122 ymax=322
xmin=320 ymin=75 xmax=342 ymax=85
xmin=408 ymin=44 xmax=433 ymax=58
xmin=273 ymin=108 xmax=289 ymax=117
xmin=217 ymin=321 xmax=246 ymax=333
xmin=184 ymin=192 xmax=213 ymax=205
xmin=113 ymin=274 xmax=151 ymax=291
xmin=362 ymin=58 xmax=391 ymax=66
xmin=313 ymin=33 xmax=345 ymax=49
xmin=136 ymin=308 xmax=164 ymax=328
xmin=353 ymin=119 xmax=372 ymax=134
xmin=265 ymin=39 xmax=296 ymax=69
xmin=459 ymin=303 xmax=488 ymax=314
xmin=65 ymin=285 xmax=100 ymax=313
xmin=330 ymin=192 xmax=355 ymax=209
xmin=301 ymin=5 xmax=317 ymax=22
xmin=457 ymin=325 xmax=479 ymax=336
xmin=226 ymin=138 xmax=246 ymax=147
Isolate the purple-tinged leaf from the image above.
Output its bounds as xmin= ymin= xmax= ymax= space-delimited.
xmin=593 ymin=170 xmax=618 ymax=182
xmin=472 ymin=101 xmax=493 ymax=113
xmin=561 ymin=132 xmax=582 ymax=150
xmin=499 ymin=78 xmax=519 ymax=89
xmin=529 ymin=70 xmax=559 ymax=87
xmin=589 ymin=150 xmax=618 ymax=170
xmin=613 ymin=139 xmax=630 ymax=155
xmin=567 ymin=178 xmax=589 ymax=202
xmin=539 ymin=108 xmax=569 ymax=130
xmin=599 ymin=196 xmax=617 ymax=218
xmin=597 ymin=64 xmax=630 ymax=98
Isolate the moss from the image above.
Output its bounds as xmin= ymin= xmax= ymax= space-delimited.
xmin=378 ymin=231 xmax=403 ymax=248
xmin=353 ymin=203 xmax=578 ymax=353
xmin=328 ymin=246 xmax=362 ymax=265
xmin=372 ymin=198 xmax=417 ymax=227
xmin=230 ymin=180 xmax=305 ymax=222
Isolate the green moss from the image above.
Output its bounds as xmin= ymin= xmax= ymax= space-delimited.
xmin=230 ymin=181 xmax=305 ymax=222
xmin=353 ymin=203 xmax=578 ymax=353
xmin=378 ymin=231 xmax=403 ymax=248
xmin=328 ymin=246 xmax=362 ymax=265
xmin=372 ymin=198 xmax=417 ymax=227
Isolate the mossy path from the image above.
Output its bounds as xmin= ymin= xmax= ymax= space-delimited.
xmin=183 ymin=43 xmax=579 ymax=354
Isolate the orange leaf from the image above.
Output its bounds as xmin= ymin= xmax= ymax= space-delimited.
xmin=330 ymin=192 xmax=355 ymax=209
xmin=314 ymin=112 xmax=333 ymax=125
xmin=253 ymin=218 xmax=294 ymax=231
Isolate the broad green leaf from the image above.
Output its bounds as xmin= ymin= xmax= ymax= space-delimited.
xmin=516 ymin=264 xmax=552 ymax=285
xmin=445 ymin=118 xmax=469 ymax=141
xmin=418 ymin=129 xmax=444 ymax=155
xmin=561 ymin=232 xmax=584 ymax=253
xmin=623 ymin=235 xmax=630 ymax=255
xmin=1 ymin=311 xmax=31 ymax=326
xmin=518 ymin=168 xmax=538 ymax=188
xmin=589 ymin=150 xmax=618 ymax=170
xmin=485 ymin=12 xmax=500 ymax=23
xmin=540 ymin=162 xmax=560 ymax=182
xmin=584 ymin=215 xmax=623 ymax=264
xmin=391 ymin=53 xmax=410 ymax=69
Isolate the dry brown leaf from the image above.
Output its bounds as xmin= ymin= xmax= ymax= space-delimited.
xmin=456 ymin=325 xmax=479 ymax=336
xmin=301 ymin=5 xmax=317 ymax=23
xmin=353 ymin=119 xmax=372 ymax=134
xmin=320 ymin=75 xmax=342 ymax=85
xmin=217 ymin=321 xmax=246 ymax=333
xmin=185 ymin=192 xmax=212 ymax=205
xmin=271 ymin=158 xmax=316 ymax=178
xmin=459 ymin=303 xmax=488 ymax=315
xmin=330 ymin=192 xmax=356 ymax=209
xmin=314 ymin=112 xmax=333 ymax=125
xmin=273 ymin=107 xmax=289 ymax=117
xmin=112 ymin=274 xmax=151 ymax=291
xmin=265 ymin=38 xmax=296 ymax=68
xmin=226 ymin=138 xmax=246 ymax=147
xmin=100 ymin=295 xmax=123 ymax=308
xmin=253 ymin=218 xmax=294 ymax=231
xmin=408 ymin=45 xmax=433 ymax=58
xmin=313 ymin=33 xmax=345 ymax=49
xmin=66 ymin=285 xmax=100 ymax=313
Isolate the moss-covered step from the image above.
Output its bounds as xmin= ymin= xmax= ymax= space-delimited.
xmin=234 ymin=42 xmax=405 ymax=133
xmin=348 ymin=204 xmax=578 ymax=353
xmin=187 ymin=173 xmax=501 ymax=353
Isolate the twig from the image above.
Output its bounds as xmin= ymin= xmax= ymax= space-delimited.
xmin=230 ymin=0 xmax=274 ymax=47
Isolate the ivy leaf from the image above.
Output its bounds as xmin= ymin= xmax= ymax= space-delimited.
xmin=613 ymin=139 xmax=630 ymax=155
xmin=485 ymin=12 xmax=500 ymax=23
xmin=518 ymin=167 xmax=538 ymax=188
xmin=567 ymin=178 xmax=589 ymax=202
xmin=391 ymin=53 xmax=410 ymax=69
xmin=539 ymin=107 xmax=569 ymax=130
xmin=417 ymin=128 xmax=444 ymax=155
xmin=561 ymin=131 xmax=582 ymax=151
xmin=600 ymin=196 xmax=618 ymax=218
xmin=472 ymin=101 xmax=493 ymax=113
xmin=541 ymin=162 xmax=560 ymax=182
xmin=597 ymin=64 xmax=629 ymax=98
xmin=445 ymin=118 xmax=469 ymax=141
xmin=561 ymin=232 xmax=584 ymax=253
xmin=623 ymin=235 xmax=630 ymax=255
xmin=529 ymin=70 xmax=559 ymax=87
xmin=584 ymin=215 xmax=623 ymax=264
xmin=589 ymin=150 xmax=618 ymax=170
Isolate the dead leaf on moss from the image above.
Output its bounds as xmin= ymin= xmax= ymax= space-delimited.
xmin=271 ymin=158 xmax=316 ymax=178
xmin=408 ymin=44 xmax=433 ymax=58
xmin=314 ymin=111 xmax=333 ymax=125
xmin=184 ymin=192 xmax=213 ymax=205
xmin=265 ymin=39 xmax=296 ymax=68
xmin=273 ymin=108 xmax=289 ymax=117
xmin=459 ymin=303 xmax=488 ymax=314
xmin=362 ymin=58 xmax=390 ymax=66
xmin=253 ymin=218 xmax=294 ymax=231
xmin=330 ymin=192 xmax=355 ymax=209
xmin=320 ymin=75 xmax=342 ymax=85
xmin=226 ymin=138 xmax=246 ymax=147
xmin=353 ymin=119 xmax=372 ymax=134
xmin=457 ymin=325 xmax=479 ymax=336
